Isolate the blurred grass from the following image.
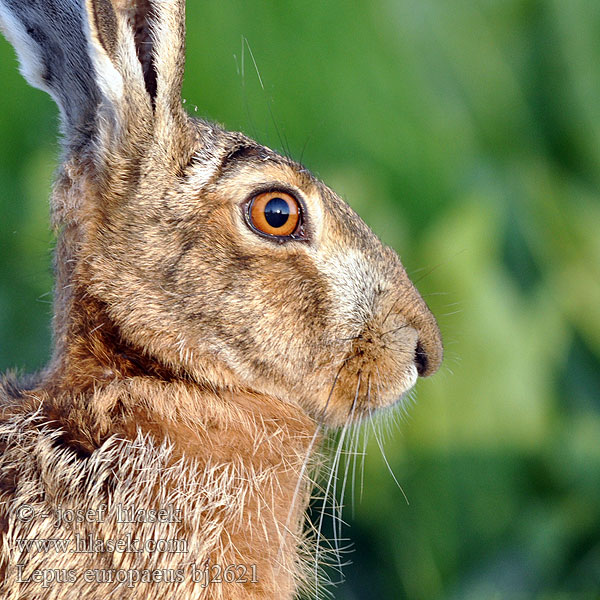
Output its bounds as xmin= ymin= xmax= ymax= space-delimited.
xmin=1 ymin=1 xmax=599 ymax=598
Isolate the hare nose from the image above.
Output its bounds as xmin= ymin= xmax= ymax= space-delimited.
xmin=414 ymin=340 xmax=429 ymax=376
xmin=411 ymin=315 xmax=443 ymax=377
xmin=392 ymin=269 xmax=443 ymax=377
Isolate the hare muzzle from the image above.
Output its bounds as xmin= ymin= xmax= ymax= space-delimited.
xmin=304 ymin=201 xmax=443 ymax=426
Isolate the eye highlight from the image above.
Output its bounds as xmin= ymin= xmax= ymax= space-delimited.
xmin=248 ymin=191 xmax=301 ymax=238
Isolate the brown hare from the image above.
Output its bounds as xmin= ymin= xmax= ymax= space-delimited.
xmin=0 ymin=0 xmax=442 ymax=598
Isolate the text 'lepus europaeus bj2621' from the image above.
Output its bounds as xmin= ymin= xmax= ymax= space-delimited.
xmin=0 ymin=1 xmax=442 ymax=598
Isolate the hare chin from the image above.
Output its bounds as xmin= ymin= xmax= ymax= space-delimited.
xmin=398 ymin=363 xmax=419 ymax=399
xmin=373 ymin=363 xmax=419 ymax=415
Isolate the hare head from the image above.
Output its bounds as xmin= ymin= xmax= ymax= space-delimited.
xmin=0 ymin=0 xmax=441 ymax=423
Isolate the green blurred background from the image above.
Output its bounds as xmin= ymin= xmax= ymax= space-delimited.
xmin=1 ymin=1 xmax=599 ymax=598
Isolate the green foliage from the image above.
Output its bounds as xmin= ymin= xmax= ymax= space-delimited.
xmin=0 ymin=1 xmax=598 ymax=598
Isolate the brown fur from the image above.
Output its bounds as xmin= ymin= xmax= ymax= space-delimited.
xmin=0 ymin=0 xmax=442 ymax=598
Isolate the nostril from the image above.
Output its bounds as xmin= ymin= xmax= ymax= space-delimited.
xmin=414 ymin=340 xmax=429 ymax=376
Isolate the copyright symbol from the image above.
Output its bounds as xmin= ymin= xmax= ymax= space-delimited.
xmin=15 ymin=505 xmax=34 ymax=523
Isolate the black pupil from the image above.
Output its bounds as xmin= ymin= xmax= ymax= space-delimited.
xmin=264 ymin=197 xmax=290 ymax=229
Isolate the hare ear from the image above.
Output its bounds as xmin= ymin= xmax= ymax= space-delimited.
xmin=0 ymin=0 xmax=104 ymax=143
xmin=0 ymin=0 xmax=187 ymax=155
xmin=133 ymin=0 xmax=187 ymax=125
xmin=90 ymin=0 xmax=188 ymax=133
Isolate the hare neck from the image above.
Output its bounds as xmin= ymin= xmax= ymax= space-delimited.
xmin=31 ymin=373 xmax=320 ymax=598
xmin=123 ymin=378 xmax=321 ymax=597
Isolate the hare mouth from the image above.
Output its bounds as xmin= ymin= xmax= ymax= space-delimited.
xmin=314 ymin=322 xmax=421 ymax=426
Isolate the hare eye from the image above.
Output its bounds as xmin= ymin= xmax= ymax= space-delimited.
xmin=248 ymin=191 xmax=301 ymax=237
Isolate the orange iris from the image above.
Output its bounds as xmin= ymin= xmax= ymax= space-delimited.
xmin=249 ymin=191 xmax=300 ymax=237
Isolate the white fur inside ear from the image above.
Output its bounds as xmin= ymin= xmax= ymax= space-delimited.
xmin=188 ymin=150 xmax=222 ymax=188
xmin=81 ymin=6 xmax=124 ymax=104
xmin=90 ymin=47 xmax=124 ymax=103
xmin=0 ymin=5 xmax=64 ymax=114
